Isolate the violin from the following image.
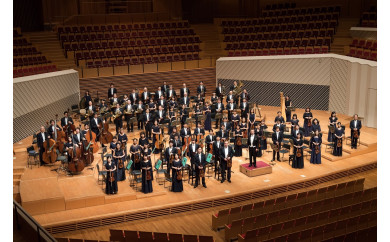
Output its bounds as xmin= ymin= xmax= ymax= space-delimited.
xmin=337 ymin=138 xmax=342 ymax=147
xmin=236 ymin=134 xmax=242 ymax=146
xmin=227 ymin=156 xmax=232 ymax=168
xmin=146 ymin=170 xmax=152 ymax=180
xmin=296 ymin=147 xmax=302 ymax=158
xmin=42 ymin=138 xmax=57 ymax=164
xmin=109 ymin=169 xmax=115 ymax=182
xmin=117 ymin=149 xmax=125 ymax=169
xmin=353 ymin=130 xmax=359 ymax=138
xmin=67 ymin=145 xmax=85 ymax=173
xmin=199 ymin=167 xmax=205 ymax=177
xmin=134 ymin=152 xmax=140 ymax=164
xmin=176 ymin=166 xmax=182 ymax=180
xmin=315 ymin=144 xmax=320 ymax=154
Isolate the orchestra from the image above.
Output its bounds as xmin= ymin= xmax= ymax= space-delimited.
xmin=33 ymin=82 xmax=364 ymax=196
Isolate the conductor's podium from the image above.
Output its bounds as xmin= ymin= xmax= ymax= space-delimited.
xmin=239 ymin=161 xmax=272 ymax=177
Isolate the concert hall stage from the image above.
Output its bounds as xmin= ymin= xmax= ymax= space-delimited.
xmin=12 ymin=106 xmax=377 ymax=234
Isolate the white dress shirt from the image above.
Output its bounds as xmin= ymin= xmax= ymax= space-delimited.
xmin=41 ymin=132 xmax=45 ymax=142
xmin=250 ymin=135 xmax=255 ymax=147
xmin=224 ymin=147 xmax=229 ymax=158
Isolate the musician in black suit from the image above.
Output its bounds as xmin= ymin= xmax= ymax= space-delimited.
xmin=136 ymin=100 xmax=145 ymax=130
xmin=155 ymin=86 xmax=164 ymax=101
xmin=220 ymin=140 xmax=234 ymax=183
xmin=83 ymin=91 xmax=92 ymax=108
xmin=37 ymin=126 xmax=49 ymax=165
xmin=161 ymin=81 xmax=169 ymax=94
xmin=141 ymin=87 xmax=150 ymax=104
xmin=272 ymin=120 xmax=285 ymax=133
xmin=180 ymin=93 xmax=190 ymax=106
xmin=90 ymin=113 xmax=102 ymax=141
xmin=188 ymin=139 xmax=199 ymax=166
xmin=274 ymin=111 xmax=285 ymax=124
xmin=226 ymin=99 xmax=236 ymax=121
xmin=193 ymin=147 xmax=207 ymax=188
xmin=124 ymin=100 xmax=134 ymax=132
xmin=220 ymin=117 xmax=232 ymax=132
xmin=172 ymin=135 xmax=182 ymax=149
xmin=157 ymin=96 xmax=167 ymax=110
xmin=193 ymin=123 xmax=205 ymax=142
xmin=47 ymin=119 xmax=62 ymax=139
xmin=129 ymin=89 xmax=139 ymax=104
xmin=61 ymin=111 xmax=73 ymax=128
xmin=230 ymin=80 xmax=238 ymax=91
xmin=216 ymin=83 xmax=223 ymax=98
xmin=213 ymin=136 xmax=222 ymax=171
xmin=180 ymin=124 xmax=191 ymax=144
xmin=143 ymin=109 xmax=153 ymax=139
xmin=214 ymin=99 xmax=224 ymax=128
xmin=197 ymin=81 xmax=206 ymax=96
xmin=72 ymin=127 xmax=85 ymax=147
xmin=226 ymin=91 xmax=235 ymax=103
xmin=216 ymin=125 xmax=229 ymax=141
xmin=292 ymin=125 xmax=304 ymax=139
xmin=165 ymin=140 xmax=177 ymax=178
xmin=107 ymin=83 xmax=117 ymax=99
xmin=248 ymin=129 xmax=259 ymax=167
xmin=113 ymin=103 xmax=123 ymax=135
xmin=240 ymin=89 xmax=250 ymax=103
xmin=86 ymin=101 xmax=96 ymax=118
xmin=272 ymin=126 xmax=283 ymax=162
xmin=166 ymin=85 xmax=176 ymax=100
xmin=350 ymin=114 xmax=362 ymax=149
xmin=205 ymin=130 xmax=216 ymax=153
xmin=240 ymin=98 xmax=249 ymax=118
xmin=180 ymin=83 xmax=190 ymax=98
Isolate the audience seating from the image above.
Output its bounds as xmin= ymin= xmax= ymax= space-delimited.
xmin=360 ymin=6 xmax=377 ymax=27
xmin=348 ymin=38 xmax=377 ymax=61
xmin=56 ymin=20 xmax=202 ymax=67
xmin=212 ymin=178 xmax=365 ymax=231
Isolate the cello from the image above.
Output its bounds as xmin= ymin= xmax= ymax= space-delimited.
xmin=68 ymin=145 xmax=85 ymax=173
xmin=99 ymin=120 xmax=113 ymax=145
xmin=42 ymin=137 xmax=57 ymax=164
xmin=85 ymin=128 xmax=99 ymax=153
xmin=63 ymin=108 xmax=76 ymax=140
xmin=54 ymin=114 xmax=66 ymax=154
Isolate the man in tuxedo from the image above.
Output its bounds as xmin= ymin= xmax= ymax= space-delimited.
xmin=113 ymin=103 xmax=123 ymax=135
xmin=226 ymin=99 xmax=236 ymax=121
xmin=272 ymin=126 xmax=283 ymax=162
xmin=194 ymin=147 xmax=207 ymax=188
xmin=193 ymin=123 xmax=205 ymax=142
xmin=292 ymin=125 xmax=303 ymax=139
xmin=166 ymin=85 xmax=176 ymax=100
xmin=226 ymin=90 xmax=234 ymax=103
xmin=273 ymin=120 xmax=285 ymax=133
xmin=216 ymin=83 xmax=223 ymax=98
xmin=61 ymin=111 xmax=73 ymax=128
xmin=172 ymin=135 xmax=182 ymax=149
xmin=240 ymin=89 xmax=250 ymax=103
xmin=205 ymin=130 xmax=215 ymax=153
xmin=248 ymin=129 xmax=259 ymax=167
xmin=47 ymin=119 xmax=62 ymax=139
xmin=188 ymin=138 xmax=199 ymax=168
xmin=90 ymin=113 xmax=102 ymax=141
xmin=350 ymin=114 xmax=362 ymax=149
xmin=143 ymin=108 xmax=153 ymax=139
xmin=161 ymin=81 xmax=169 ymax=94
xmin=129 ymin=89 xmax=139 ymax=104
xmin=156 ymin=106 xmax=166 ymax=131
xmin=180 ymin=93 xmax=190 ymax=106
xmin=124 ymin=100 xmax=134 ymax=132
xmin=86 ymin=101 xmax=96 ymax=118
xmin=216 ymin=125 xmax=229 ymax=141
xmin=221 ymin=117 xmax=232 ymax=132
xmin=158 ymin=96 xmax=167 ymax=110
xmin=141 ymin=87 xmax=150 ymax=104
xmin=230 ymin=80 xmax=238 ymax=91
xmin=180 ymin=124 xmax=192 ymax=144
xmin=155 ymin=86 xmax=164 ymax=101
xmin=240 ymin=98 xmax=249 ymax=118
xmin=180 ymin=83 xmax=190 ymax=98
xmin=136 ymin=100 xmax=145 ymax=130
xmin=197 ymin=81 xmax=206 ymax=96
xmin=165 ymin=140 xmax=177 ymax=179
xmin=37 ymin=126 xmax=49 ymax=165
xmin=72 ymin=127 xmax=85 ymax=147
xmin=213 ymin=136 xmax=222 ymax=171
xmin=107 ymin=83 xmax=117 ymax=99
xmin=220 ymin=140 xmax=234 ymax=183
xmin=214 ymin=98 xmax=224 ymax=128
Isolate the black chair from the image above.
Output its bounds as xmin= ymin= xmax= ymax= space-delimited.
xmin=27 ymin=146 xmax=39 ymax=168
xmin=97 ymin=163 xmax=107 ymax=188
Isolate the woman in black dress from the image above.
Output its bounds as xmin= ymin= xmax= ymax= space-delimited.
xmin=139 ymin=132 xmax=149 ymax=147
xmin=290 ymin=114 xmax=299 ymax=135
xmin=117 ymin=128 xmax=128 ymax=154
xmin=83 ymin=90 xmax=92 ymax=108
xmin=311 ymin=118 xmax=321 ymax=135
xmin=333 ymin=122 xmax=344 ymax=156
xmin=141 ymin=155 xmax=153 ymax=194
xmin=203 ymin=102 xmax=212 ymax=131
xmin=292 ymin=133 xmax=304 ymax=169
xmin=169 ymin=97 xmax=178 ymax=109
xmin=260 ymin=120 xmax=268 ymax=151
xmin=152 ymin=120 xmax=162 ymax=152
xmin=328 ymin=111 xmax=338 ymax=142
xmin=248 ymin=109 xmax=256 ymax=130
xmin=193 ymin=104 xmax=202 ymax=125
xmin=171 ymin=153 xmax=184 ymax=192
xmin=231 ymin=111 xmax=240 ymax=130
xmin=105 ymin=156 xmax=118 ymax=195
xmin=303 ymin=108 xmax=313 ymax=137
xmin=110 ymin=136 xmax=118 ymax=155
xmin=168 ymin=106 xmax=176 ymax=134
xmin=240 ymin=117 xmax=249 ymax=138
xmin=130 ymin=138 xmax=141 ymax=170
xmin=234 ymin=125 xmax=243 ymax=156
xmin=310 ymin=130 xmax=322 ymax=164
xmin=285 ymin=95 xmax=292 ymax=122
xmin=113 ymin=143 xmax=126 ymax=181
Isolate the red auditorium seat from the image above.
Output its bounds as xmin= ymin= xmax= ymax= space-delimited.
xmin=298 ymin=46 xmax=305 ymax=54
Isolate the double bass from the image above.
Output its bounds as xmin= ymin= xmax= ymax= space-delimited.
xmin=99 ymin=121 xmax=113 ymax=144
xmin=85 ymin=128 xmax=99 ymax=153
xmin=42 ymin=138 xmax=57 ymax=164
xmin=54 ymin=114 xmax=66 ymax=154
xmin=67 ymin=145 xmax=85 ymax=173
xmin=82 ymin=133 xmax=94 ymax=166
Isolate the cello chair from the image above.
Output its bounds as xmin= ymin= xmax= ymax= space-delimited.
xmin=27 ymin=145 xmax=39 ymax=169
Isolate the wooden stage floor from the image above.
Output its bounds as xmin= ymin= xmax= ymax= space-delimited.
xmin=13 ymin=106 xmax=377 ymax=232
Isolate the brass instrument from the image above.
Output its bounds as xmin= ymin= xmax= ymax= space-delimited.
xmin=232 ymin=80 xmax=243 ymax=98
xmin=315 ymin=145 xmax=320 ymax=154
xmin=112 ymin=109 xmax=122 ymax=120
xmin=111 ymin=101 xmax=118 ymax=109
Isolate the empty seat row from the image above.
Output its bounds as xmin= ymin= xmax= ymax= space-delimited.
xmin=84 ymin=53 xmax=200 ymax=68
xmin=63 ymin=37 xmax=201 ymax=52
xmin=109 ymin=229 xmax=214 ymax=242
xmin=13 ymin=46 xmax=41 ymax=56
xmin=57 ymin=21 xmax=190 ymax=34
xmin=59 ymin=28 xmax=196 ymax=42
xmin=225 ymin=190 xmax=376 ymax=240
xmin=221 ymin=22 xmax=337 ymax=34
xmin=212 ymin=179 xmax=366 ymax=230
xmin=348 ymin=48 xmax=377 ymax=61
xmin=13 ymin=55 xmax=50 ymax=67
xmin=227 ymin=46 xmax=329 ymax=57
xmin=350 ymin=38 xmax=377 ymax=50
xmin=225 ymin=37 xmax=331 ymax=50
xmin=13 ymin=64 xmax=57 ymax=78
xmin=13 ymin=38 xmax=32 ymax=47
xmin=261 ymin=6 xmax=341 ymax=17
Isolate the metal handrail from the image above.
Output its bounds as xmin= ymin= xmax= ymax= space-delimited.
xmin=13 ymin=200 xmax=56 ymax=242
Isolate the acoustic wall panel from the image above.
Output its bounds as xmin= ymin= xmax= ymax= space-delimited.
xmin=13 ymin=70 xmax=79 ymax=143
xmin=329 ymin=57 xmax=350 ymax=114
xmin=218 ymin=79 xmax=329 ymax=110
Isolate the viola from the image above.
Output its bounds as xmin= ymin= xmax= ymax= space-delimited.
xmin=308 ymin=119 xmax=312 ymax=127
xmin=146 ymin=170 xmax=152 ymax=180
xmin=134 ymin=153 xmax=140 ymax=163
xmin=236 ymin=135 xmax=242 ymax=146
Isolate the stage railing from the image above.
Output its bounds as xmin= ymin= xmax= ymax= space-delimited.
xmin=14 ymin=200 xmax=56 ymax=242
